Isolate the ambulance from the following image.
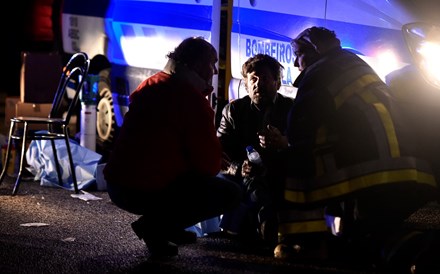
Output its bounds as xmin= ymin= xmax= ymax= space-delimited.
xmin=60 ymin=0 xmax=440 ymax=152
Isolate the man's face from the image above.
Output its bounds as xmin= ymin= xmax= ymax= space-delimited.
xmin=246 ymin=66 xmax=279 ymax=107
xmin=292 ymin=41 xmax=320 ymax=71
xmin=193 ymin=51 xmax=219 ymax=86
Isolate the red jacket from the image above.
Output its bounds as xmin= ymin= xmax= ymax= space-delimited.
xmin=103 ymin=71 xmax=222 ymax=191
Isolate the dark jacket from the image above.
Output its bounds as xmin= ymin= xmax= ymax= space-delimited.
xmin=280 ymin=48 xmax=439 ymax=236
xmin=217 ymin=93 xmax=294 ymax=177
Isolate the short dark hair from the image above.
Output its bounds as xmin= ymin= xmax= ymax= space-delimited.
xmin=167 ymin=36 xmax=216 ymax=66
xmin=241 ymin=54 xmax=284 ymax=88
xmin=292 ymin=26 xmax=341 ymax=54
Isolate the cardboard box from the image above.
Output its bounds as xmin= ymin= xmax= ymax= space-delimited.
xmin=15 ymin=102 xmax=52 ymax=131
xmin=5 ymin=96 xmax=20 ymax=133
xmin=20 ymin=51 xmax=62 ymax=103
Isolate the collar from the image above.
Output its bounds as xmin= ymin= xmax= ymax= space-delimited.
xmin=250 ymin=93 xmax=278 ymax=111
xmin=292 ymin=47 xmax=343 ymax=88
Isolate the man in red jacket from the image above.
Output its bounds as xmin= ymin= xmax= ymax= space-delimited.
xmin=104 ymin=37 xmax=242 ymax=258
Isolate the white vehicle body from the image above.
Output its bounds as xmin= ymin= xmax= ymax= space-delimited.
xmin=61 ymin=0 xmax=440 ymax=146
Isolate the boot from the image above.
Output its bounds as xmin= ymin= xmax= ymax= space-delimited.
xmin=131 ymin=219 xmax=178 ymax=257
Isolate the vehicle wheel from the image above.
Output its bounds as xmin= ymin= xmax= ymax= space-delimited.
xmin=96 ymin=69 xmax=117 ymax=158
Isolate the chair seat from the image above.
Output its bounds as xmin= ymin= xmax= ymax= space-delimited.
xmin=15 ymin=131 xmax=66 ymax=140
xmin=0 ymin=52 xmax=90 ymax=195
xmin=12 ymin=116 xmax=65 ymax=123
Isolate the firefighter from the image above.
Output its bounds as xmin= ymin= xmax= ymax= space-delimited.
xmin=276 ymin=26 xmax=439 ymax=270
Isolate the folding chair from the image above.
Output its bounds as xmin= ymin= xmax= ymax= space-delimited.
xmin=0 ymin=52 xmax=90 ymax=195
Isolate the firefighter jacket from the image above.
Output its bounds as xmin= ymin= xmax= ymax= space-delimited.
xmin=279 ymin=48 xmax=439 ymax=238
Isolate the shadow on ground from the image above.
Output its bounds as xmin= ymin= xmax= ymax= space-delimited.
xmin=3 ymin=175 xmax=434 ymax=273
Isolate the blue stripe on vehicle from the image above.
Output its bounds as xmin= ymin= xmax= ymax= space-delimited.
xmin=111 ymin=1 xmax=212 ymax=30
xmin=232 ymin=7 xmax=411 ymax=62
xmin=63 ymin=1 xmax=212 ymax=31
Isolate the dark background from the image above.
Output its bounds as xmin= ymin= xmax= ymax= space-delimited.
xmin=1 ymin=0 xmax=62 ymax=97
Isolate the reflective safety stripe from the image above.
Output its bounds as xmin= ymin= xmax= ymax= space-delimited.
xmin=285 ymin=168 xmax=436 ymax=204
xmin=333 ymin=73 xmax=400 ymax=158
xmin=278 ymin=219 xmax=328 ymax=235
xmin=334 ymin=74 xmax=380 ymax=109
xmin=329 ymin=72 xmax=401 ymax=160
xmin=301 ymin=72 xmax=406 ymax=198
xmin=372 ymin=102 xmax=400 ymax=157
xmin=282 ymin=53 xmax=438 ymax=237
xmin=359 ymin=89 xmax=400 ymax=157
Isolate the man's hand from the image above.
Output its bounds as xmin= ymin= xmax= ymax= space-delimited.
xmin=258 ymin=124 xmax=288 ymax=149
xmin=221 ymin=152 xmax=240 ymax=176
xmin=241 ymin=159 xmax=253 ymax=177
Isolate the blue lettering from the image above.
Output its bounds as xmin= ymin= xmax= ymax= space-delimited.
xmin=281 ymin=67 xmax=293 ymax=86
xmin=245 ymin=38 xmax=294 ymax=65
xmin=285 ymin=45 xmax=292 ymax=63
xmin=286 ymin=67 xmax=292 ymax=84
xmin=243 ymin=38 xmax=296 ymax=85
xmin=279 ymin=44 xmax=285 ymax=63
xmin=246 ymin=39 xmax=251 ymax=56
xmin=257 ymin=42 xmax=263 ymax=54
xmin=271 ymin=42 xmax=277 ymax=58
xmin=262 ymin=42 xmax=270 ymax=55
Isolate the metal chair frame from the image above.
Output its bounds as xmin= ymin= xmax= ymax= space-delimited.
xmin=0 ymin=52 xmax=90 ymax=195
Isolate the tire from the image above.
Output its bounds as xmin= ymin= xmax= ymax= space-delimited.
xmin=96 ymin=69 xmax=117 ymax=158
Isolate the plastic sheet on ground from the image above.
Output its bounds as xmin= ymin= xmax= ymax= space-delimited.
xmin=25 ymin=137 xmax=102 ymax=190
xmin=71 ymin=190 xmax=103 ymax=201
xmin=186 ymin=216 xmax=222 ymax=237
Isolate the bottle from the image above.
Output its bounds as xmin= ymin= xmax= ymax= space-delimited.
xmin=80 ymin=74 xmax=99 ymax=151
xmin=246 ymin=145 xmax=262 ymax=165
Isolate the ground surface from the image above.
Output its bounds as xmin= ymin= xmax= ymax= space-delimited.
xmin=1 ymin=176 xmax=439 ymax=273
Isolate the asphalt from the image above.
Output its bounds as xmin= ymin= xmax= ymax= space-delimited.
xmin=1 ymin=175 xmax=440 ymax=274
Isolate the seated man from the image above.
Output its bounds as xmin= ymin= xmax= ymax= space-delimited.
xmin=217 ymin=54 xmax=294 ymax=248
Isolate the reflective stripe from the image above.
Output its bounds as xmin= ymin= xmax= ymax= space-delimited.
xmin=286 ymin=156 xmax=434 ymax=190
xmin=330 ymin=73 xmax=400 ymax=161
xmin=359 ymin=91 xmax=400 ymax=157
xmin=284 ymin=188 xmax=306 ymax=203
xmin=285 ymin=168 xmax=436 ymax=204
xmin=277 ymin=207 xmax=327 ymax=236
xmin=278 ymin=220 xmax=328 ymax=235
xmin=304 ymin=72 xmax=405 ymax=196
xmin=373 ymin=102 xmax=400 ymax=157
xmin=334 ymin=74 xmax=380 ymax=108
xmin=282 ymin=52 xmax=437 ymax=237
